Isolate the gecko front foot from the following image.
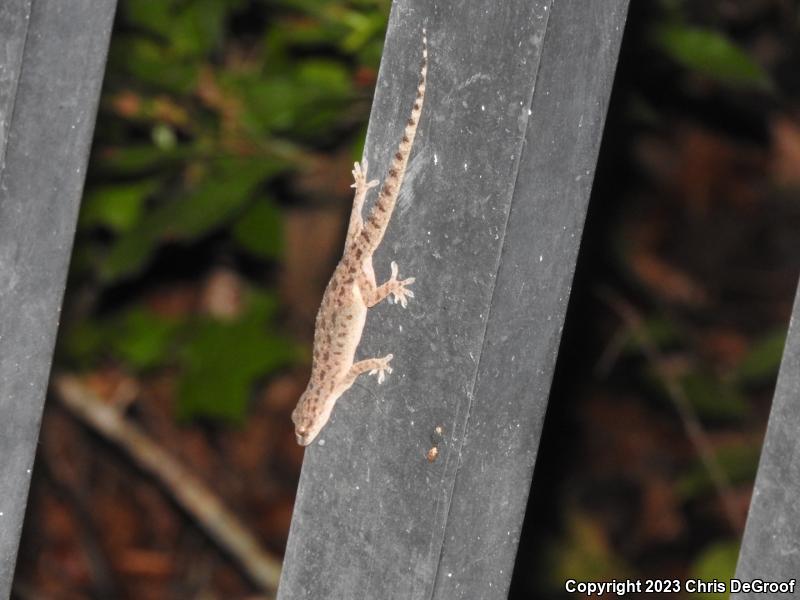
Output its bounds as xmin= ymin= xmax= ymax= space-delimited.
xmin=369 ymin=353 xmax=394 ymax=384
xmin=386 ymin=261 xmax=415 ymax=308
xmin=351 ymin=160 xmax=379 ymax=194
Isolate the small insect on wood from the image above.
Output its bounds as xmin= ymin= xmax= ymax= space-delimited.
xmin=426 ymin=446 xmax=439 ymax=462
xmin=291 ymin=30 xmax=429 ymax=446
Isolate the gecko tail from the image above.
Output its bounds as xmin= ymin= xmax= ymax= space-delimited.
xmin=356 ymin=29 xmax=428 ymax=254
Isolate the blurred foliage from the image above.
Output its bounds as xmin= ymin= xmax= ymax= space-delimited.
xmin=175 ymin=291 xmax=301 ymax=421
xmin=677 ymin=445 xmax=761 ymax=500
xmin=650 ymin=0 xmax=773 ymax=91
xmin=736 ymin=329 xmax=788 ymax=386
xmin=64 ymin=0 xmax=391 ymax=420
xmin=54 ymin=0 xmax=788 ymax=593
xmin=534 ymin=1 xmax=788 ymax=594
xmin=544 ymin=512 xmax=633 ymax=593
xmin=678 ymin=372 xmax=749 ymax=421
xmin=653 ymin=25 xmax=772 ymax=90
xmin=689 ymin=542 xmax=740 ymax=600
xmin=67 ymin=0 xmax=780 ymax=424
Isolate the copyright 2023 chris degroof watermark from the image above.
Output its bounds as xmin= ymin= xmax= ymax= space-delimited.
xmin=565 ymin=578 xmax=797 ymax=596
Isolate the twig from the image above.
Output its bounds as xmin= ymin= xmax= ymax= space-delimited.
xmin=597 ymin=289 xmax=745 ymax=531
xmin=52 ymin=374 xmax=282 ymax=594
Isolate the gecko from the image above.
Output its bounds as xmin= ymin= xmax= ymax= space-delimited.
xmin=291 ymin=29 xmax=428 ymax=446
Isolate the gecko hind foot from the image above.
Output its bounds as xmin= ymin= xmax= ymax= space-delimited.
xmin=351 ymin=160 xmax=379 ymax=193
xmin=386 ymin=261 xmax=415 ymax=308
xmin=368 ymin=353 xmax=394 ymax=384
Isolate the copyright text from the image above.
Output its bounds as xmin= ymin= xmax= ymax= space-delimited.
xmin=564 ymin=578 xmax=796 ymax=596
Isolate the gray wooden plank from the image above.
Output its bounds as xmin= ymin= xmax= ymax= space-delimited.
xmin=733 ymin=284 xmax=800 ymax=597
xmin=278 ymin=2 xmax=550 ymax=596
xmin=0 ymin=1 xmax=117 ymax=596
xmin=278 ymin=1 xmax=629 ymax=598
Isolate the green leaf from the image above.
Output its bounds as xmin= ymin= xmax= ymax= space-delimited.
xmin=689 ymin=542 xmax=739 ymax=599
xmin=677 ymin=445 xmax=760 ymax=500
xmin=622 ymin=316 xmax=684 ymax=354
xmin=237 ymin=77 xmax=299 ymax=133
xmin=339 ymin=10 xmax=386 ymax=53
xmin=79 ymin=181 xmax=157 ymax=233
xmin=680 ymin=372 xmax=749 ymax=421
xmin=159 ymin=160 xmax=275 ymax=239
xmin=544 ymin=512 xmax=633 ymax=593
xmin=58 ymin=307 xmax=180 ymax=371
xmin=100 ymin=158 xmax=283 ymax=282
xmin=98 ymin=224 xmax=162 ymax=284
xmin=58 ymin=320 xmax=110 ymax=368
xmin=736 ymin=329 xmax=787 ymax=385
xmin=176 ymin=292 xmax=300 ymax=422
xmin=169 ymin=0 xmax=231 ymax=58
xmin=233 ymin=60 xmax=352 ymax=138
xmin=94 ymin=144 xmax=195 ymax=175
xmin=653 ymin=25 xmax=772 ymax=90
xmin=110 ymin=36 xmax=198 ymax=93
xmin=110 ymin=308 xmax=181 ymax=370
xmin=296 ymin=60 xmax=350 ymax=92
xmin=232 ymin=199 xmax=283 ymax=259
xmin=124 ymin=1 xmax=174 ymax=36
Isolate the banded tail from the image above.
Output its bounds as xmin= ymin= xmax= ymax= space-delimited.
xmin=356 ymin=29 xmax=428 ymax=254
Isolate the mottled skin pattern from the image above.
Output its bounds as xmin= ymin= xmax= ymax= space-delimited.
xmin=292 ymin=31 xmax=428 ymax=446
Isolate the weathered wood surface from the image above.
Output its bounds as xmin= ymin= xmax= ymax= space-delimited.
xmin=278 ymin=1 xmax=629 ymax=598
xmin=0 ymin=1 xmax=117 ymax=596
xmin=733 ymin=284 xmax=800 ymax=598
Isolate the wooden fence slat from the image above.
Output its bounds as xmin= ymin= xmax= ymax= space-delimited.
xmin=0 ymin=2 xmax=117 ymax=596
xmin=733 ymin=284 xmax=800 ymax=597
xmin=278 ymin=1 xmax=629 ymax=598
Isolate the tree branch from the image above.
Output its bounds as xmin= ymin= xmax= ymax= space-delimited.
xmin=52 ymin=374 xmax=282 ymax=594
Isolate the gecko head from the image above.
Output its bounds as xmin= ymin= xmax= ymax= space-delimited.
xmin=291 ymin=393 xmax=327 ymax=447
xmin=293 ymin=423 xmax=316 ymax=447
